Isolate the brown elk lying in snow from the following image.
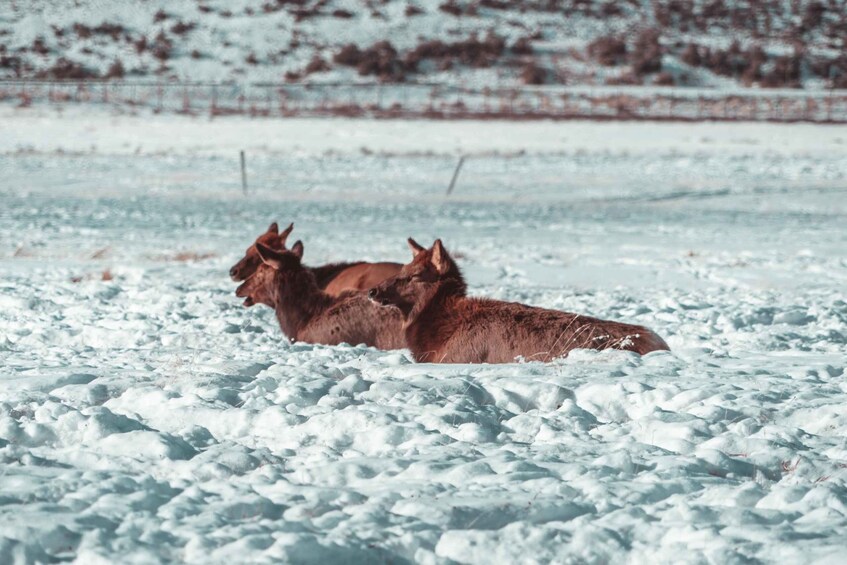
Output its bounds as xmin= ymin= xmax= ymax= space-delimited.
xmin=229 ymin=222 xmax=402 ymax=300
xmin=235 ymin=240 xmax=405 ymax=350
xmin=369 ymin=238 xmax=669 ymax=363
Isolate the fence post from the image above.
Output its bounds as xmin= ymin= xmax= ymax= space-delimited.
xmin=446 ymin=156 xmax=465 ymax=196
xmin=183 ymin=85 xmax=190 ymax=114
xmin=240 ymin=150 xmax=248 ymax=195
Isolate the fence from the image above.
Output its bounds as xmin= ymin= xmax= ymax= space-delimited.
xmin=2 ymin=80 xmax=847 ymax=123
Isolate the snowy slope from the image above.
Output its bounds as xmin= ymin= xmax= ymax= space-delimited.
xmin=1 ymin=0 xmax=845 ymax=89
xmin=1 ymin=109 xmax=847 ymax=562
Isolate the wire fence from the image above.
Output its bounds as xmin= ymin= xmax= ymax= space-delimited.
xmin=2 ymin=80 xmax=847 ymax=123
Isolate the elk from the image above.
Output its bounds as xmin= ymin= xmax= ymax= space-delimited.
xmin=235 ymin=241 xmax=405 ymax=350
xmin=229 ymin=222 xmax=402 ymax=298
xmin=369 ymin=239 xmax=669 ymax=363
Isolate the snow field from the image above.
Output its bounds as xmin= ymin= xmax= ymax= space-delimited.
xmin=1 ymin=109 xmax=847 ymax=562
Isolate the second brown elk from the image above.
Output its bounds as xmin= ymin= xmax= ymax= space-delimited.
xmin=229 ymin=222 xmax=402 ymax=301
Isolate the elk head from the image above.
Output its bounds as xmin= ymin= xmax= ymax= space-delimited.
xmin=229 ymin=221 xmax=294 ymax=281
xmin=235 ymin=239 xmax=304 ymax=307
xmin=368 ymin=238 xmax=464 ymax=316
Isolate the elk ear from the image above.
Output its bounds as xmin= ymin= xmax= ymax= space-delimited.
xmin=267 ymin=222 xmax=279 ymax=234
xmin=256 ymin=242 xmax=284 ymax=270
xmin=407 ymin=237 xmax=425 ymax=257
xmin=430 ymin=239 xmax=452 ymax=274
xmin=278 ymin=222 xmax=294 ymax=247
xmin=290 ymin=240 xmax=304 ymax=259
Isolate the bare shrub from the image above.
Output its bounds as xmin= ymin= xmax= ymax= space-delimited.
xmin=600 ymin=1 xmax=622 ymax=17
xmin=653 ymin=71 xmax=675 ymax=85
xmin=151 ymin=32 xmax=172 ymax=61
xmin=681 ymin=43 xmax=701 ymax=66
xmin=479 ymin=0 xmax=511 ymax=9
xmin=32 ymin=38 xmax=49 ymax=55
xmin=511 ymin=36 xmax=533 ymax=55
xmin=356 ymin=41 xmax=406 ymax=81
xmin=587 ymin=35 xmax=627 ymax=66
xmin=35 ymin=58 xmax=99 ymax=79
xmin=334 ymin=41 xmax=406 ymax=81
xmin=439 ymin=1 xmax=463 ymax=16
xmin=0 ymin=55 xmax=22 ymax=76
xmin=520 ymin=62 xmax=545 ymax=84
xmin=171 ymin=21 xmax=196 ymax=35
xmin=73 ymin=23 xmax=92 ymax=39
xmin=93 ymin=23 xmax=124 ymax=40
xmin=800 ymin=1 xmax=826 ymax=32
xmin=292 ymin=6 xmax=322 ymax=21
xmin=630 ymin=28 xmax=662 ymax=75
xmin=405 ymin=32 xmax=505 ymax=69
xmin=104 ymin=59 xmax=125 ymax=79
xmin=605 ymin=71 xmax=642 ymax=85
xmin=134 ymin=36 xmax=148 ymax=54
xmin=334 ymin=44 xmax=363 ymax=66
xmin=761 ymin=51 xmax=802 ymax=88
xmin=304 ymin=55 xmax=330 ymax=74
xmin=740 ymin=45 xmax=766 ymax=85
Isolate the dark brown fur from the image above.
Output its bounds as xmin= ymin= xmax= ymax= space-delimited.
xmin=229 ymin=222 xmax=402 ymax=297
xmin=370 ymin=239 xmax=670 ymax=363
xmin=236 ymin=241 xmax=405 ymax=350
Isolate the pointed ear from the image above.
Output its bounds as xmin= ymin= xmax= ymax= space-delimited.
xmin=290 ymin=240 xmax=304 ymax=259
xmin=430 ymin=239 xmax=452 ymax=274
xmin=407 ymin=237 xmax=425 ymax=257
xmin=268 ymin=222 xmax=279 ymax=234
xmin=278 ymin=222 xmax=294 ymax=247
xmin=256 ymin=242 xmax=284 ymax=270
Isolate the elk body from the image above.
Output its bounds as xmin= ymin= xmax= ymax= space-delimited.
xmin=369 ymin=239 xmax=669 ymax=364
xmin=229 ymin=222 xmax=402 ymax=299
xmin=236 ymin=241 xmax=405 ymax=350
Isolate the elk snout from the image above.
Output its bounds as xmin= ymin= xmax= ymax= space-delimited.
xmin=229 ymin=266 xmax=240 ymax=280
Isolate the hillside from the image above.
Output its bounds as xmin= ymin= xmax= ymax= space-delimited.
xmin=1 ymin=0 xmax=845 ymax=90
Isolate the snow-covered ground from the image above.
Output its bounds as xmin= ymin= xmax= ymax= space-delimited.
xmin=2 ymin=107 xmax=847 ymax=562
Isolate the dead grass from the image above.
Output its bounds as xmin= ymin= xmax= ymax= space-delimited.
xmin=70 ymin=269 xmax=114 ymax=283
xmin=151 ymin=251 xmax=218 ymax=262
xmin=781 ymin=459 xmax=800 ymax=474
xmin=90 ymin=246 xmax=111 ymax=259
